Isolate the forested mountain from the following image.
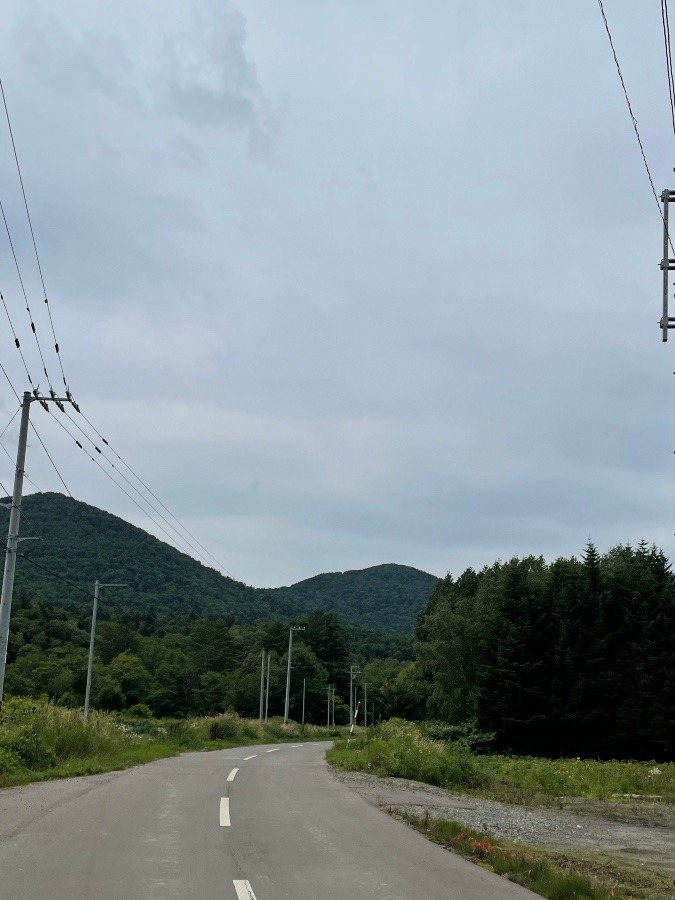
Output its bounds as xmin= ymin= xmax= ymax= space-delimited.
xmin=271 ymin=565 xmax=438 ymax=633
xmin=0 ymin=493 xmax=436 ymax=632
xmin=411 ymin=543 xmax=675 ymax=761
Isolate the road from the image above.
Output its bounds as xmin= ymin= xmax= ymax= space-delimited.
xmin=0 ymin=741 xmax=538 ymax=899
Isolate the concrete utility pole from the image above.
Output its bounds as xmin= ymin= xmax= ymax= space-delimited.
xmin=331 ymin=685 xmax=335 ymax=727
xmin=326 ymin=684 xmax=331 ymax=726
xmin=0 ymin=390 xmax=74 ymax=707
xmin=264 ymin=652 xmax=270 ymax=722
xmin=348 ymin=664 xmax=361 ymax=726
xmin=363 ymin=682 xmax=371 ymax=728
xmin=283 ymin=625 xmax=305 ymax=724
xmin=259 ymin=649 xmax=266 ymax=724
xmin=83 ymin=580 xmax=126 ymax=724
xmin=301 ymin=677 xmax=306 ymax=726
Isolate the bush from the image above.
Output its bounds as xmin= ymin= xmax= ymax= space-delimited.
xmin=125 ymin=704 xmax=153 ymax=719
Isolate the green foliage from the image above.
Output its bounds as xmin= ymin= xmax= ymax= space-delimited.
xmin=0 ymin=697 xmax=344 ymax=787
xmin=414 ymin=543 xmax=675 ymax=760
xmin=327 ymin=719 xmax=484 ymax=789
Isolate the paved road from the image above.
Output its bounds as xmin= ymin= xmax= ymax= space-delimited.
xmin=0 ymin=741 xmax=538 ymax=899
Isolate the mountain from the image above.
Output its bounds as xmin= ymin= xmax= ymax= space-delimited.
xmin=271 ymin=565 xmax=438 ymax=633
xmin=0 ymin=493 xmax=437 ymax=633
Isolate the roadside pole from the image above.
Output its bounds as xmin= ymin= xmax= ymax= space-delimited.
xmin=259 ymin=649 xmax=265 ymax=724
xmin=83 ymin=580 xmax=126 ymax=724
xmin=326 ymin=684 xmax=331 ymax=726
xmin=284 ymin=625 xmax=305 ymax=724
xmin=264 ymin=652 xmax=270 ymax=722
xmin=0 ymin=393 xmax=31 ymax=706
xmin=301 ymin=677 xmax=306 ymax=726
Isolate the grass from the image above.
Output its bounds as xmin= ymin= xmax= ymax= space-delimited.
xmin=327 ymin=719 xmax=675 ymax=805
xmin=0 ymin=696 xmax=343 ymax=788
xmin=398 ymin=812 xmax=675 ymax=900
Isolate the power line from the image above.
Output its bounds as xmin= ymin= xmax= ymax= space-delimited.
xmin=1 ymin=287 xmax=34 ymax=388
xmin=0 ymin=406 xmax=19 ymax=442
xmin=596 ymin=0 xmax=674 ymax=251
xmin=0 ymin=77 xmax=68 ymax=391
xmin=76 ymin=408 xmax=236 ymax=578
xmin=60 ymin=407 xmax=222 ymax=572
xmin=660 ymin=0 xmax=675 ymax=145
xmin=46 ymin=406 xmax=205 ymax=559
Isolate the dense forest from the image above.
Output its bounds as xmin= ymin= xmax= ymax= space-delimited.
xmin=3 ymin=592 xmax=413 ymax=723
xmin=411 ymin=543 xmax=675 ymax=760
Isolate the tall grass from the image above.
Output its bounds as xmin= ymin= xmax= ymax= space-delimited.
xmin=327 ymin=719 xmax=675 ymax=803
xmin=0 ymin=697 xmax=340 ymax=788
xmin=327 ymin=718 xmax=485 ymax=789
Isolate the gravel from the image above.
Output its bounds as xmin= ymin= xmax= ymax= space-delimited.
xmin=329 ymin=769 xmax=675 ymax=877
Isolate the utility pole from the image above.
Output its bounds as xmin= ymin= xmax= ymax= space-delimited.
xmin=283 ymin=625 xmax=305 ymax=724
xmin=348 ymin=664 xmax=361 ymax=726
xmin=83 ymin=580 xmax=126 ymax=724
xmin=363 ymin=682 xmax=370 ymax=728
xmin=0 ymin=390 xmax=74 ymax=707
xmin=259 ymin=649 xmax=266 ymax=724
xmin=331 ymin=685 xmax=335 ymax=727
xmin=326 ymin=684 xmax=331 ymax=726
xmin=301 ymin=677 xmax=306 ymax=726
xmin=264 ymin=652 xmax=270 ymax=722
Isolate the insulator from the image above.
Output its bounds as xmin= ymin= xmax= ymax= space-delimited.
xmin=30 ymin=323 xmax=35 ymax=333
xmin=55 ymin=343 xmax=59 ymax=353
xmin=95 ymin=446 xmax=101 ymax=454
xmin=56 ymin=401 xmax=65 ymax=413
xmin=39 ymin=400 xmax=49 ymax=412
xmin=14 ymin=338 xmax=19 ymax=348
xmin=76 ymin=441 xmax=83 ymax=449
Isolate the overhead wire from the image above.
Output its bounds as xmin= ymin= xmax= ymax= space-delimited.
xmin=0 ymin=77 xmax=68 ymax=391
xmin=61 ymin=407 xmax=230 ymax=575
xmin=45 ymin=406 xmax=205 ymax=559
xmin=75 ymin=408 xmax=236 ymax=578
xmin=596 ymin=0 xmax=675 ymax=253
xmin=660 ymin=0 xmax=675 ymax=144
xmin=0 ymin=81 xmax=231 ymax=580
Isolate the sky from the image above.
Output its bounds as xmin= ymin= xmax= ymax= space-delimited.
xmin=0 ymin=1 xmax=673 ymax=588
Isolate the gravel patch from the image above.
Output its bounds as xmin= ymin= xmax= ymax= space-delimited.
xmin=329 ymin=769 xmax=675 ymax=877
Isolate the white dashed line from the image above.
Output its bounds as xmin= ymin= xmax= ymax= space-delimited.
xmin=227 ymin=768 xmax=239 ymax=782
xmin=265 ymin=748 xmax=278 ymax=753
xmin=243 ymin=755 xmax=257 ymax=761
xmin=290 ymin=744 xmax=302 ymax=748
xmin=219 ymin=797 xmax=231 ymax=827
xmin=233 ymin=880 xmax=258 ymax=900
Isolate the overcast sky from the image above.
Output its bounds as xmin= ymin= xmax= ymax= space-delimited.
xmin=0 ymin=1 xmax=673 ymax=588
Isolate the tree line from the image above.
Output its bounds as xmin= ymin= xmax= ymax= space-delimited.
xmin=411 ymin=542 xmax=675 ymax=760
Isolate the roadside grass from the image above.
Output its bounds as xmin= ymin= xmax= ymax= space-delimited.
xmin=0 ymin=696 xmax=342 ymax=788
xmin=326 ymin=720 xmax=675 ymax=804
xmin=397 ymin=812 xmax=675 ymax=900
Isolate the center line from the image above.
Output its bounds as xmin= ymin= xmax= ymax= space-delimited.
xmin=243 ymin=754 xmax=257 ymax=761
xmin=233 ymin=881 xmax=258 ymax=900
xmin=265 ymin=748 xmax=278 ymax=753
xmin=227 ymin=768 xmax=239 ymax=782
xmin=219 ymin=797 xmax=231 ymax=827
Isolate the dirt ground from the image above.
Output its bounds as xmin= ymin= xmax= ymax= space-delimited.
xmin=330 ymin=769 xmax=675 ymax=879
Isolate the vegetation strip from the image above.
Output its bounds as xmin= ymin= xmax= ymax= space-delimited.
xmin=396 ymin=812 xmax=674 ymax=900
xmin=0 ymin=697 xmax=341 ymax=790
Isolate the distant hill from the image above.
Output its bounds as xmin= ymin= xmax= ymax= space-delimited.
xmin=0 ymin=493 xmax=437 ymax=633
xmin=271 ymin=565 xmax=438 ymax=633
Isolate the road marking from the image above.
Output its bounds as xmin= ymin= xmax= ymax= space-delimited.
xmin=291 ymin=743 xmax=302 ymax=748
xmin=227 ymin=767 xmax=239 ymax=782
xmin=265 ymin=748 xmax=278 ymax=753
xmin=243 ymin=754 xmax=257 ymax=761
xmin=219 ymin=797 xmax=231 ymax=827
xmin=233 ymin=880 xmax=258 ymax=900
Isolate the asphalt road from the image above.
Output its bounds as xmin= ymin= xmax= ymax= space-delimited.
xmin=0 ymin=741 xmax=539 ymax=899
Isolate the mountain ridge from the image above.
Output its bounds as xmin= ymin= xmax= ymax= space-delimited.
xmin=1 ymin=492 xmax=438 ymax=633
